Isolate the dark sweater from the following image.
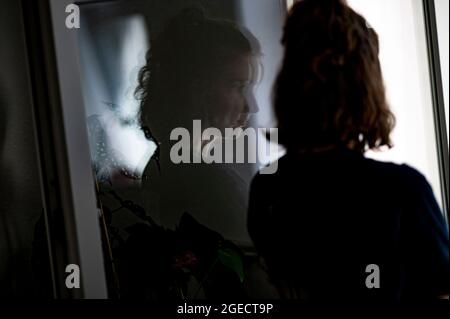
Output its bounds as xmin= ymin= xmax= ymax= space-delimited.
xmin=247 ymin=148 xmax=449 ymax=299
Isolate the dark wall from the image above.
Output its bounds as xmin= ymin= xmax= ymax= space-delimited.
xmin=0 ymin=0 xmax=44 ymax=296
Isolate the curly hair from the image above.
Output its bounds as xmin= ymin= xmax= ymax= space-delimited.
xmin=135 ymin=6 xmax=260 ymax=142
xmin=274 ymin=0 xmax=395 ymax=152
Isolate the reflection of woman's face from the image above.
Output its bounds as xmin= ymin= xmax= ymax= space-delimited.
xmin=204 ymin=54 xmax=256 ymax=133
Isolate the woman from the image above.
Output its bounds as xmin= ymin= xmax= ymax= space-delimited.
xmin=136 ymin=6 xmax=260 ymax=245
xmin=247 ymin=0 xmax=449 ymax=299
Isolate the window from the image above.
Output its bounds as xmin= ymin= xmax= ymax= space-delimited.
xmin=435 ymin=0 xmax=449 ymax=145
xmin=39 ymin=0 xmax=448 ymax=298
xmin=349 ymin=0 xmax=445 ymax=211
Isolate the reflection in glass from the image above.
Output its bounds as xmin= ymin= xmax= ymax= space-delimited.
xmin=77 ymin=0 xmax=283 ymax=299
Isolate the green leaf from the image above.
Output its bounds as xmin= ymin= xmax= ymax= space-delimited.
xmin=217 ymin=248 xmax=244 ymax=283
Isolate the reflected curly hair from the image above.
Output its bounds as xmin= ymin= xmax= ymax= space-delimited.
xmin=274 ymin=0 xmax=395 ymax=152
xmin=135 ymin=6 xmax=259 ymax=142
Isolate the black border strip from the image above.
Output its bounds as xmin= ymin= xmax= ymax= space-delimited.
xmin=423 ymin=0 xmax=449 ymax=223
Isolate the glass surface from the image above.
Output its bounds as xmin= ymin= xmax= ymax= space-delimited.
xmin=349 ymin=0 xmax=443 ymax=209
xmin=435 ymin=0 xmax=449 ymax=146
xmin=72 ymin=0 xmax=446 ymax=299
xmin=77 ymin=0 xmax=285 ymax=299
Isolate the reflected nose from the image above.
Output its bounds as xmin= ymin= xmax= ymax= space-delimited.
xmin=246 ymin=91 xmax=259 ymax=114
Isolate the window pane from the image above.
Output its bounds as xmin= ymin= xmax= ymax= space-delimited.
xmin=76 ymin=0 xmax=284 ymax=299
xmin=349 ymin=0 xmax=443 ymax=209
xmin=435 ymin=0 xmax=449 ymax=146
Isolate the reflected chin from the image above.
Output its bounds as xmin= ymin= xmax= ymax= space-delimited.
xmin=234 ymin=120 xmax=248 ymax=129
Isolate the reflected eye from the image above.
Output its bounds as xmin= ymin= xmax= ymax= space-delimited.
xmin=230 ymin=81 xmax=248 ymax=94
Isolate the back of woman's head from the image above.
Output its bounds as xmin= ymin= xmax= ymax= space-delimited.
xmin=274 ymin=0 xmax=395 ymax=152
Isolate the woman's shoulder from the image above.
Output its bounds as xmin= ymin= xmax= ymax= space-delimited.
xmin=251 ymin=151 xmax=432 ymax=190
xmin=363 ymin=157 xmax=431 ymax=188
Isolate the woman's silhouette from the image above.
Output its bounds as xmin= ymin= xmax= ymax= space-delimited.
xmin=247 ymin=0 xmax=449 ymax=299
xmin=136 ymin=7 xmax=260 ymax=244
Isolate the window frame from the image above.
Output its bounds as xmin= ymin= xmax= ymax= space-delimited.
xmin=423 ymin=0 xmax=449 ymax=223
xmin=22 ymin=0 xmax=109 ymax=298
